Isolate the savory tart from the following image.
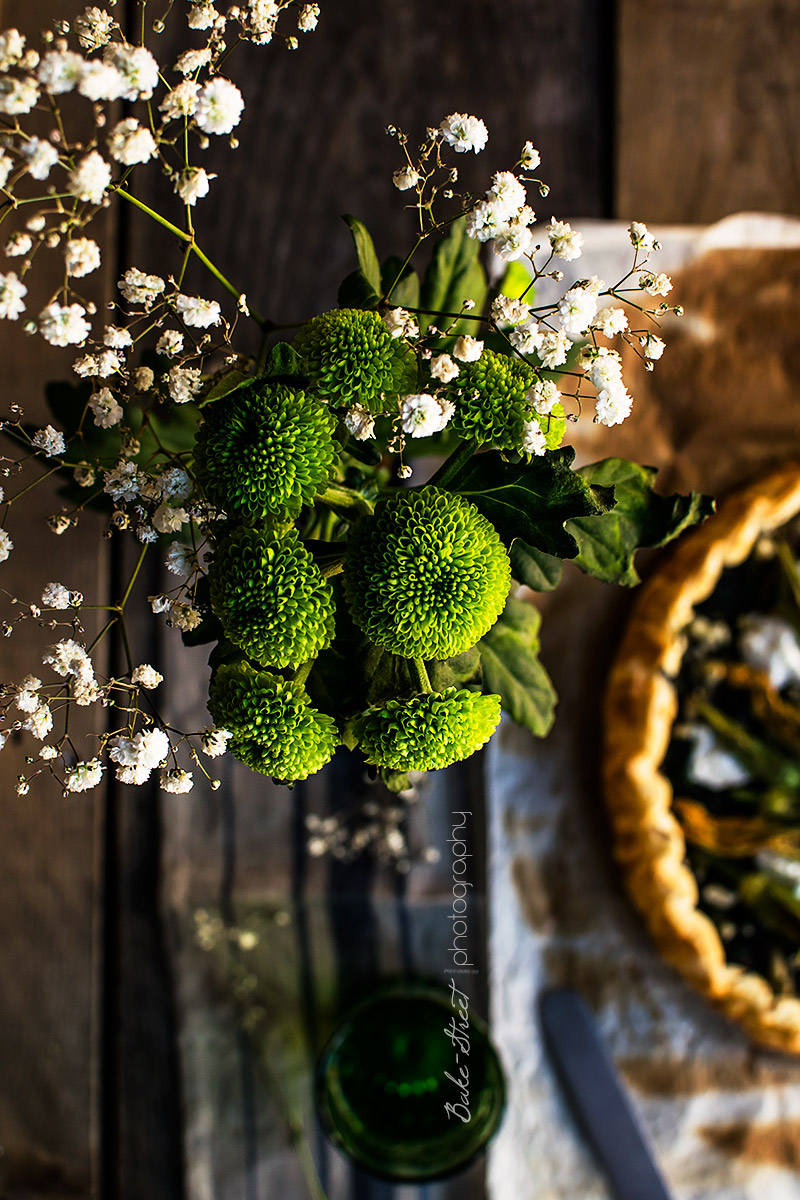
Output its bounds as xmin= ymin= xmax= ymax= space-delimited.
xmin=603 ymin=462 xmax=800 ymax=1053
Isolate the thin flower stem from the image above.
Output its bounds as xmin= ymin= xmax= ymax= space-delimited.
xmin=3 ymin=464 xmax=60 ymax=505
xmin=293 ymin=658 xmax=316 ymax=689
xmin=427 ymin=438 xmax=476 ymax=488
xmin=317 ymin=483 xmax=374 ymax=517
xmin=87 ymin=617 xmax=117 ymax=655
xmin=117 ymin=613 xmax=134 ymax=677
xmin=289 ymin=1122 xmax=329 ymax=1200
xmin=412 ymin=658 xmax=432 ymax=693
xmin=118 ymin=546 xmax=148 ymax=610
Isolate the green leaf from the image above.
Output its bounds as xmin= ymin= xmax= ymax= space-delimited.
xmin=510 ymin=541 xmax=563 ymax=591
xmin=568 ymin=458 xmax=716 ymax=586
xmin=342 ymin=214 xmax=382 ymax=296
xmin=200 ymin=368 xmax=251 ymax=407
xmin=479 ymin=594 xmax=557 ymax=737
xmin=419 ymin=217 xmax=487 ymax=335
xmin=381 ymin=256 xmax=420 ymax=309
xmin=337 ymin=269 xmax=380 ymax=310
xmin=428 ymin=646 xmax=482 ymax=692
xmin=447 ymin=446 xmax=612 ymax=559
xmin=262 ymin=341 xmax=303 ymax=381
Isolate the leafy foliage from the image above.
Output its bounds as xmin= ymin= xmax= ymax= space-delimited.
xmin=479 ymin=595 xmax=557 ymax=738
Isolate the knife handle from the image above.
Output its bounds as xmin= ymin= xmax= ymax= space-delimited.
xmin=540 ymin=989 xmax=674 ymax=1200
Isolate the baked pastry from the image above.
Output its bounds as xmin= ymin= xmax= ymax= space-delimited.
xmin=603 ymin=462 xmax=800 ymax=1053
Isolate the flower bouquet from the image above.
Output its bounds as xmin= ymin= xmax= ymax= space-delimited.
xmin=0 ymin=1 xmax=712 ymax=803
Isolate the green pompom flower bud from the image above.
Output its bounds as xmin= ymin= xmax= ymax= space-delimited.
xmin=451 ymin=348 xmax=536 ymax=449
xmin=344 ymin=486 xmax=510 ymax=659
xmin=294 ymin=308 xmax=410 ymax=412
xmin=355 ymin=687 xmax=502 ymax=771
xmin=194 ymin=378 xmax=337 ymax=522
xmin=208 ymin=526 xmax=335 ymax=669
xmin=208 ymin=662 xmax=339 ymax=782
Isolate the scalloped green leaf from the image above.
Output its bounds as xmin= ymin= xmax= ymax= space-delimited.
xmin=419 ymin=217 xmax=487 ymax=335
xmin=509 ymin=541 xmax=563 ymax=592
xmin=479 ymin=594 xmax=556 ymax=737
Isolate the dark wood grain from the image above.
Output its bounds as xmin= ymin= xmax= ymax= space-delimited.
xmin=617 ymin=0 xmax=800 ymax=223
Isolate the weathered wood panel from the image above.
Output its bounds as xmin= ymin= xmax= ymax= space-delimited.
xmin=617 ymin=0 xmax=800 ymax=223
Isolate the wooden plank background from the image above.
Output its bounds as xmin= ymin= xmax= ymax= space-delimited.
xmin=0 ymin=1 xmax=799 ymax=1197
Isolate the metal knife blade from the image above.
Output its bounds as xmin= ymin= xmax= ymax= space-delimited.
xmin=539 ymin=988 xmax=674 ymax=1200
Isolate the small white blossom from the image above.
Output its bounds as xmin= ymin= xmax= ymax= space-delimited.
xmin=74 ymin=464 xmax=95 ymax=488
xmin=201 ymin=727 xmax=231 ymax=757
xmin=297 ymin=3 xmax=320 ymax=31
xmin=65 ymin=237 xmax=101 ymax=278
xmin=487 ymin=171 xmax=527 ymax=220
xmin=169 ymin=601 xmax=203 ymax=632
xmin=639 ymin=272 xmax=672 ymax=297
xmin=519 ymin=420 xmax=547 ymax=457
xmin=164 ymin=542 xmax=195 ymax=576
xmin=119 ymin=268 xmax=165 ymax=308
xmin=344 ymin=405 xmax=375 ymax=441
xmin=16 ymin=780 xmax=30 ymax=796
xmin=399 ymin=393 xmax=453 ymax=438
xmin=132 ymin=664 xmax=163 ymax=690
xmin=509 ymin=320 xmax=541 ymax=355
xmin=103 ymin=462 xmax=141 ymax=502
xmin=157 ymin=467 xmax=192 ymax=500
xmin=75 ymin=7 xmax=115 ymax=50
xmin=0 ymin=29 xmax=26 ymax=70
xmin=629 ymin=221 xmax=656 ymax=252
xmin=160 ymin=80 xmax=199 ymax=119
xmin=23 ymin=702 xmax=53 ymax=740
xmin=12 ymin=675 xmax=42 ymax=713
xmin=175 ymin=294 xmax=221 ymax=328
xmin=595 ymin=386 xmax=632 ymax=427
xmin=188 ymin=3 xmax=219 ymax=30
xmin=105 ymin=44 xmax=159 ymax=101
xmin=6 ymin=233 xmax=32 ymax=257
xmin=453 ymin=335 xmax=483 ymax=363
xmin=175 ymin=166 xmax=214 ymax=206
xmin=167 ymin=365 xmax=203 ymax=404
xmin=491 ymin=295 xmax=530 ymax=326
xmin=537 ymin=329 xmax=570 ymax=369
xmin=152 ymin=504 xmax=189 ymax=534
xmin=149 ymin=594 xmax=171 ymax=614
xmin=134 ymin=366 xmax=155 ymax=392
xmin=429 ymin=353 xmax=459 ymax=383
xmin=520 ymin=141 xmax=541 ymax=170
xmin=383 ymin=307 xmax=418 ymax=339
xmin=22 ymin=137 xmax=59 ymax=181
xmin=39 ymin=744 xmax=58 ymax=760
xmin=558 ymin=279 xmax=602 ymax=336
xmin=494 ymin=223 xmax=534 ymax=262
xmin=547 ymin=217 xmax=584 ymax=262
xmin=78 ymin=60 xmax=127 ymax=102
xmin=68 ymin=152 xmax=111 ymax=205
xmin=48 ymin=515 xmax=71 ymax=535
xmin=159 ymin=768 xmax=194 ymax=793
xmin=0 ymin=272 xmax=27 ymax=320
xmin=465 ymin=198 xmax=508 ymax=244
xmin=38 ymin=49 xmax=85 ymax=93
xmin=41 ymin=582 xmax=71 ymax=609
xmin=393 ymin=165 xmax=419 ymax=191
xmin=586 ymin=346 xmax=624 ymax=391
xmin=39 ymin=303 xmax=90 ymax=347
xmin=103 ymin=325 xmax=133 ymax=349
xmin=174 ymin=48 xmax=212 ymax=75
xmin=0 ymin=152 xmax=12 ymax=188
xmin=0 ymin=76 xmax=38 ymax=115
xmin=107 ymin=117 xmax=157 ymax=165
xmin=65 ymin=759 xmax=104 ymax=793
xmin=591 ymin=306 xmax=628 ymax=337
xmin=109 ymin=728 xmax=169 ymax=779
xmin=156 ymin=329 xmax=184 ymax=357
xmin=527 ymin=379 xmax=561 ymax=415
xmin=43 ymin=639 xmax=93 ymax=682
xmin=439 ymin=113 xmax=488 ymax=154
xmin=640 ymin=332 xmax=665 ymax=360
xmin=194 ymin=77 xmax=244 ymax=135
xmin=90 ymin=388 xmax=123 ymax=428
xmin=32 ymin=424 xmax=66 ymax=457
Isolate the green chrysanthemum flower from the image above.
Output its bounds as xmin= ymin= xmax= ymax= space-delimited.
xmin=208 ymin=662 xmax=339 ymax=782
xmin=343 ymin=486 xmax=511 ymax=659
xmin=208 ymin=526 xmax=335 ymax=669
xmin=355 ymin=687 xmax=502 ymax=771
xmin=451 ymin=348 xmax=536 ymax=448
xmin=194 ymin=379 xmax=337 ymax=522
xmin=294 ymin=308 xmax=410 ymax=412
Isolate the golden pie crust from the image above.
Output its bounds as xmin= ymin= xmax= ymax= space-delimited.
xmin=603 ymin=462 xmax=800 ymax=1053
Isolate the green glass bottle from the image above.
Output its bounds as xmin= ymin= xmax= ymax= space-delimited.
xmin=315 ymin=980 xmax=505 ymax=1181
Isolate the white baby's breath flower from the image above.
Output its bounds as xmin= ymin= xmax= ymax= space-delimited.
xmin=639 ymin=271 xmax=672 ymax=297
xmin=509 ymin=320 xmax=541 ymax=355
xmin=119 ymin=268 xmax=165 ymax=308
xmin=399 ymin=393 xmax=453 ymax=438
xmin=159 ymin=768 xmax=193 ymax=793
xmin=65 ymin=237 xmax=101 ymax=278
xmin=194 ymin=77 xmax=244 ymax=135
xmin=487 ymin=171 xmax=527 ymax=220
xmin=90 ymin=388 xmax=123 ymax=428
xmin=547 ymin=217 xmax=584 ymax=262
xmin=133 ymin=366 xmax=155 ymax=392
xmin=48 ymin=515 xmax=71 ymax=535
xmin=39 ymin=302 xmax=91 ymax=347
xmin=149 ymin=593 xmax=171 ymax=614
xmin=78 ymin=60 xmax=126 ymax=102
xmin=493 ymin=223 xmax=534 ymax=262
xmin=0 ymin=272 xmax=27 ymax=320
xmin=68 ymin=151 xmax=112 ymax=205
xmin=22 ymin=137 xmax=59 ymax=181
xmin=558 ymin=280 xmax=602 ymax=336
xmin=132 ymin=663 xmax=163 ymax=689
xmin=107 ymin=117 xmax=157 ymax=165
xmin=429 ymin=353 xmax=459 ymax=383
xmin=39 ymin=744 xmax=58 ymax=760
xmin=43 ymin=639 xmax=93 ymax=681
xmin=0 ymin=76 xmax=38 ymax=115
xmin=23 ymin=701 xmax=53 ymax=740
xmin=164 ymin=542 xmax=194 ymax=576
xmin=152 ymin=503 xmax=189 ymax=533
xmin=74 ymin=464 xmax=95 ymax=488
xmin=519 ymin=419 xmax=547 ymax=457
xmin=0 ymin=152 xmax=12 ymax=188
xmin=157 ymin=467 xmax=192 ymax=500
xmin=103 ymin=325 xmax=133 ymax=349
xmin=465 ymin=198 xmax=507 ymax=244
xmin=32 ymin=424 xmax=66 ymax=457
xmin=491 ymin=295 xmax=530 ymax=326
xmin=188 ymin=3 xmax=219 ymax=30
xmin=393 ymin=165 xmax=419 ymax=191
xmin=38 ymin=49 xmax=84 ymax=93
xmin=160 ymin=80 xmax=199 ymax=119
xmin=640 ymin=332 xmax=665 ymax=360
xmin=156 ymin=329 xmax=184 ymax=357
xmin=6 ymin=233 xmax=32 ymax=257
xmin=527 ymin=379 xmax=561 ymax=415
xmin=0 ymin=29 xmax=25 ymax=70
xmin=174 ymin=47 xmax=212 ymax=75
xmin=383 ymin=307 xmax=418 ymax=339
xmin=536 ymin=329 xmax=570 ymax=369
xmin=105 ymin=44 xmax=159 ymax=101
xmin=594 ymin=386 xmax=632 ymax=427
xmin=103 ymin=461 xmax=141 ymax=501
xmin=629 ymin=221 xmax=656 ymax=252
xmin=520 ymin=141 xmax=540 ymax=170
xmin=0 ymin=528 xmax=12 ymax=563
xmin=439 ymin=113 xmax=488 ymax=154
xmin=297 ymin=3 xmax=320 ymax=31
xmin=175 ymin=167 xmax=214 ymax=206
xmin=169 ymin=601 xmax=202 ymax=632
xmin=65 ymin=759 xmax=104 ymax=793
xmin=201 ymin=727 xmax=231 ymax=757
xmin=591 ymin=306 xmax=628 ymax=337
xmin=175 ymin=293 xmax=221 ymax=328
xmin=167 ymin=365 xmax=203 ymax=404
xmin=453 ymin=335 xmax=483 ymax=363
xmin=74 ymin=6 xmax=115 ymax=50
xmin=12 ymin=675 xmax=42 ymax=712
xmin=41 ymin=582 xmax=71 ymax=609
xmin=344 ymin=405 xmax=374 ymax=441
